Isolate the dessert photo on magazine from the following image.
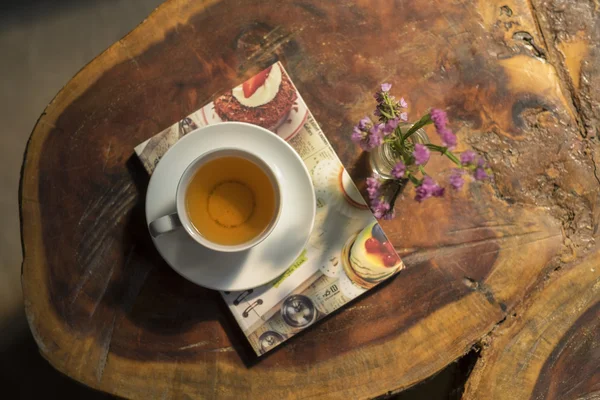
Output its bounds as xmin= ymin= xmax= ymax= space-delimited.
xmin=135 ymin=61 xmax=405 ymax=356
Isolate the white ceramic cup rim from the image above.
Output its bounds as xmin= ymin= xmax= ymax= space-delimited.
xmin=175 ymin=147 xmax=282 ymax=252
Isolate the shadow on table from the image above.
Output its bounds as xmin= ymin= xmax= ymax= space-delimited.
xmin=0 ymin=306 xmax=475 ymax=400
xmin=57 ymin=155 xmax=476 ymax=398
xmin=115 ymin=156 xmax=306 ymax=327
xmin=0 ymin=305 xmax=475 ymax=400
xmin=0 ymin=310 xmax=116 ymax=399
xmin=89 ymin=156 xmax=260 ymax=365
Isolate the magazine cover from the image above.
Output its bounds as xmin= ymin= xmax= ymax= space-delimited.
xmin=135 ymin=62 xmax=405 ymax=355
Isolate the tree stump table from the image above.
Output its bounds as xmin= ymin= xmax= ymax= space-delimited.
xmin=21 ymin=0 xmax=599 ymax=398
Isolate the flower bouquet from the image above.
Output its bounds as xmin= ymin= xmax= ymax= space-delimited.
xmin=352 ymin=83 xmax=491 ymax=219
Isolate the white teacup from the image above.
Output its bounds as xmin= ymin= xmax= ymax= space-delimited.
xmin=149 ymin=147 xmax=282 ymax=253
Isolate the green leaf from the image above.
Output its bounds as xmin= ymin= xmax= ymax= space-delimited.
xmin=402 ymin=113 xmax=433 ymax=143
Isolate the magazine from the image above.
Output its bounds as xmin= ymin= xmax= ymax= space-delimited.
xmin=135 ymin=62 xmax=405 ymax=355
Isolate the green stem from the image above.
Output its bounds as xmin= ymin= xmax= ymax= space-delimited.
xmin=407 ymin=172 xmax=420 ymax=186
xmin=388 ymin=180 xmax=405 ymax=210
xmin=418 ymin=165 xmax=427 ymax=176
xmin=424 ymin=143 xmax=461 ymax=166
xmin=379 ymin=109 xmax=394 ymax=120
xmin=392 ymin=125 xmax=403 ymax=142
xmin=384 ymin=95 xmax=396 ymax=119
xmin=391 ymin=135 xmax=403 ymax=154
xmin=401 ymin=113 xmax=433 ymax=144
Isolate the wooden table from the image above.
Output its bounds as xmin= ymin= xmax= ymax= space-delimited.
xmin=21 ymin=0 xmax=599 ymax=398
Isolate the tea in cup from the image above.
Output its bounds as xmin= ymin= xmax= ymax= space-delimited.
xmin=149 ymin=148 xmax=281 ymax=252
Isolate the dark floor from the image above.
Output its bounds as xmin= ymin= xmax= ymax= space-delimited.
xmin=0 ymin=314 xmax=112 ymax=399
xmin=0 ymin=1 xmax=474 ymax=398
xmin=0 ymin=0 xmax=162 ymax=398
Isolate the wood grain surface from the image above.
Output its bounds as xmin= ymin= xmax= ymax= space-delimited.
xmin=463 ymin=248 xmax=599 ymax=400
xmin=20 ymin=0 xmax=599 ymax=398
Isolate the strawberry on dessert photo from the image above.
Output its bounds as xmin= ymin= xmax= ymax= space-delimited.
xmin=341 ymin=222 xmax=404 ymax=289
xmin=213 ymin=63 xmax=298 ymax=131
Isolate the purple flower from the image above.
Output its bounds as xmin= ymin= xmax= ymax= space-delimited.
xmin=382 ymin=209 xmax=396 ymax=220
xmin=351 ymin=126 xmax=364 ymax=143
xmin=358 ymin=116 xmax=371 ymax=130
xmin=383 ymin=118 xmax=400 ymax=135
xmin=392 ymin=161 xmax=406 ymax=179
xmin=415 ymin=176 xmax=445 ymax=202
xmin=364 ymin=123 xmax=384 ymax=149
xmin=368 ymin=131 xmax=383 ymax=148
xmin=372 ymin=199 xmax=391 ymax=219
xmin=430 ymin=109 xmax=457 ymax=149
xmin=473 ymin=157 xmax=490 ymax=180
xmin=460 ymin=150 xmax=476 ymax=166
xmin=373 ymin=84 xmax=408 ymax=124
xmin=352 ymin=117 xmax=383 ymax=151
xmin=366 ymin=176 xmax=382 ymax=201
xmin=449 ymin=169 xmax=465 ymax=189
xmin=474 ymin=167 xmax=489 ymax=181
xmin=430 ymin=109 xmax=448 ymax=131
xmin=413 ymin=143 xmax=430 ymax=165
xmin=352 ymin=129 xmax=371 ymax=151
xmin=414 ymin=186 xmax=428 ymax=202
xmin=459 ymin=151 xmax=491 ymax=180
xmin=439 ymin=128 xmax=457 ymax=149
xmin=372 ymin=123 xmax=384 ymax=134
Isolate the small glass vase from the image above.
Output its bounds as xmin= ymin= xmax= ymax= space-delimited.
xmin=369 ymin=122 xmax=430 ymax=180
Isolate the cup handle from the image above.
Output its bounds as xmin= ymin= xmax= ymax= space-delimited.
xmin=149 ymin=213 xmax=182 ymax=237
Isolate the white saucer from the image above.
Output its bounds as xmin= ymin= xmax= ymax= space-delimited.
xmin=145 ymin=122 xmax=316 ymax=291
